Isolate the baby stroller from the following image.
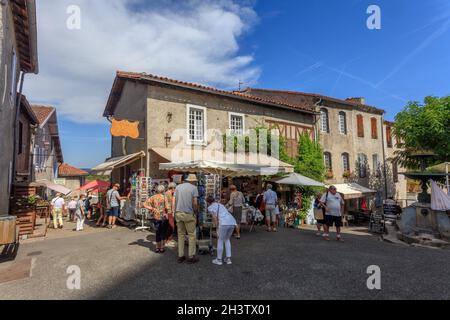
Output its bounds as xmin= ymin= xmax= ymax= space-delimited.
xmin=198 ymin=215 xmax=216 ymax=256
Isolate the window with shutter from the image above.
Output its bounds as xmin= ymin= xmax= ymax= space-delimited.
xmin=357 ymin=115 xmax=364 ymax=137
xmin=371 ymin=117 xmax=378 ymax=139
xmin=386 ymin=126 xmax=393 ymax=148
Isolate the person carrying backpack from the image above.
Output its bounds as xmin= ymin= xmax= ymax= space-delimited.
xmin=320 ymin=186 xmax=345 ymax=242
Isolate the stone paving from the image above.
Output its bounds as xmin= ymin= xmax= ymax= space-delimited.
xmin=1 ymin=222 xmax=450 ymax=300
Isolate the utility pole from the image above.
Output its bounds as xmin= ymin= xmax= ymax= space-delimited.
xmin=238 ymin=80 xmax=244 ymax=91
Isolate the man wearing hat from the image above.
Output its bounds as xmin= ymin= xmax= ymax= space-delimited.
xmin=174 ymin=174 xmax=199 ymax=264
xmin=51 ymin=192 xmax=66 ymax=229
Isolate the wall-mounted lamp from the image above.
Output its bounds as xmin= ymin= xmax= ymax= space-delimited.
xmin=164 ymin=133 xmax=171 ymax=147
xmin=166 ymin=112 xmax=173 ymax=123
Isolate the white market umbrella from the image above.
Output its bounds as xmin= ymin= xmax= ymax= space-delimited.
xmin=270 ymin=172 xmax=324 ymax=187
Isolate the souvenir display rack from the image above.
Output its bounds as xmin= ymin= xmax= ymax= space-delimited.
xmin=135 ymin=176 xmax=152 ymax=231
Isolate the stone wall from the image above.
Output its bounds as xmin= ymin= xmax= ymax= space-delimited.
xmin=0 ymin=3 xmax=20 ymax=214
xmin=145 ymin=84 xmax=315 ymax=177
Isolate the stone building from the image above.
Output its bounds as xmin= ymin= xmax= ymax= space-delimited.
xmin=242 ymin=88 xmax=408 ymax=202
xmin=30 ymin=105 xmax=64 ymax=187
xmin=14 ymin=94 xmax=38 ymax=185
xmin=97 ymin=71 xmax=318 ymax=184
xmin=57 ymin=163 xmax=88 ymax=191
xmin=0 ymin=0 xmax=38 ymax=214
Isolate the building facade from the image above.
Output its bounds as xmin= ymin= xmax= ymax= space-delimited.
xmin=100 ymin=71 xmax=318 ymax=184
xmin=14 ymin=95 xmax=38 ymax=184
xmin=242 ymin=88 xmax=408 ymax=202
xmin=0 ymin=0 xmax=38 ymax=214
xmin=57 ymin=163 xmax=88 ymax=191
xmin=30 ymin=105 xmax=64 ymax=186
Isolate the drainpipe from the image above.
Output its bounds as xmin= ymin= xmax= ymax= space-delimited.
xmin=380 ymin=115 xmax=388 ymax=199
xmin=11 ymin=72 xmax=26 ymax=196
xmin=313 ymin=98 xmax=323 ymax=143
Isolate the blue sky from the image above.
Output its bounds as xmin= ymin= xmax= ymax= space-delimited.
xmin=24 ymin=0 xmax=450 ymax=168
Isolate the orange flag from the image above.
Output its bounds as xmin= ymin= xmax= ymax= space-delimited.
xmin=110 ymin=118 xmax=139 ymax=139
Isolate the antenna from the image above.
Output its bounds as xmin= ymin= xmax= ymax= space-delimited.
xmin=238 ymin=80 xmax=244 ymax=91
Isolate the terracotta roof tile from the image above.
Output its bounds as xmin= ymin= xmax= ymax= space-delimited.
xmin=58 ymin=164 xmax=89 ymax=177
xmin=104 ymin=71 xmax=318 ymax=116
xmin=31 ymin=105 xmax=55 ymax=124
xmin=242 ymin=88 xmax=385 ymax=115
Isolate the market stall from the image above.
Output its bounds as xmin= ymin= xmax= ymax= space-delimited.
xmin=159 ymin=159 xmax=294 ymax=243
xmin=270 ymin=172 xmax=325 ymax=227
xmin=331 ymin=183 xmax=377 ymax=224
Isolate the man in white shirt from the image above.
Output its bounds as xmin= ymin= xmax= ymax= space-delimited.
xmin=320 ymin=186 xmax=345 ymax=241
xmin=68 ymin=197 xmax=77 ymax=222
xmin=263 ymin=184 xmax=278 ymax=232
xmin=51 ymin=193 xmax=66 ymax=229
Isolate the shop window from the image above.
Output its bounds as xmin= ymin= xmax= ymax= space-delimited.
xmin=371 ymin=117 xmax=378 ymax=139
xmin=357 ymin=114 xmax=364 ymax=137
xmin=320 ymin=108 xmax=329 ymax=133
xmin=338 ymin=111 xmax=347 ymax=135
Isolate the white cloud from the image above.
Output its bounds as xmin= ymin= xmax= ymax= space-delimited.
xmin=24 ymin=0 xmax=260 ymax=123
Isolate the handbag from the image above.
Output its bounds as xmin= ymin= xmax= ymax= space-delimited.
xmin=314 ymin=207 xmax=324 ymax=220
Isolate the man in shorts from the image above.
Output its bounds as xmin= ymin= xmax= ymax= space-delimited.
xmin=263 ymin=184 xmax=278 ymax=232
xmin=320 ymin=185 xmax=345 ymax=241
xmin=106 ymin=184 xmax=122 ymax=229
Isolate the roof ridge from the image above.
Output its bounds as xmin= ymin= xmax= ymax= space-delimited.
xmin=114 ymin=71 xmax=317 ymax=114
xmin=244 ymin=87 xmax=385 ymax=113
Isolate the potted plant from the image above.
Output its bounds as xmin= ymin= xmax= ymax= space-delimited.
xmin=297 ymin=210 xmax=308 ymax=227
xmin=325 ymin=170 xmax=334 ymax=179
xmin=342 ymin=170 xmax=351 ymax=178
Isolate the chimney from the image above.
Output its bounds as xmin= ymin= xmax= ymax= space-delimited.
xmin=346 ymin=97 xmax=365 ymax=105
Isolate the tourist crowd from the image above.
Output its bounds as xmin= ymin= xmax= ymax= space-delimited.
xmin=49 ymin=177 xmax=345 ymax=266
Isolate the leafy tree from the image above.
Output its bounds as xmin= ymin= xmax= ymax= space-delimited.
xmin=294 ymin=133 xmax=326 ymax=221
xmin=294 ymin=132 xmax=326 ymax=182
xmin=393 ymin=96 xmax=450 ymax=169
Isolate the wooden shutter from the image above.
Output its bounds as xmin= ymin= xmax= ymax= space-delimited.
xmin=371 ymin=118 xmax=378 ymax=139
xmin=357 ymin=115 xmax=364 ymax=137
xmin=386 ymin=126 xmax=392 ymax=147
